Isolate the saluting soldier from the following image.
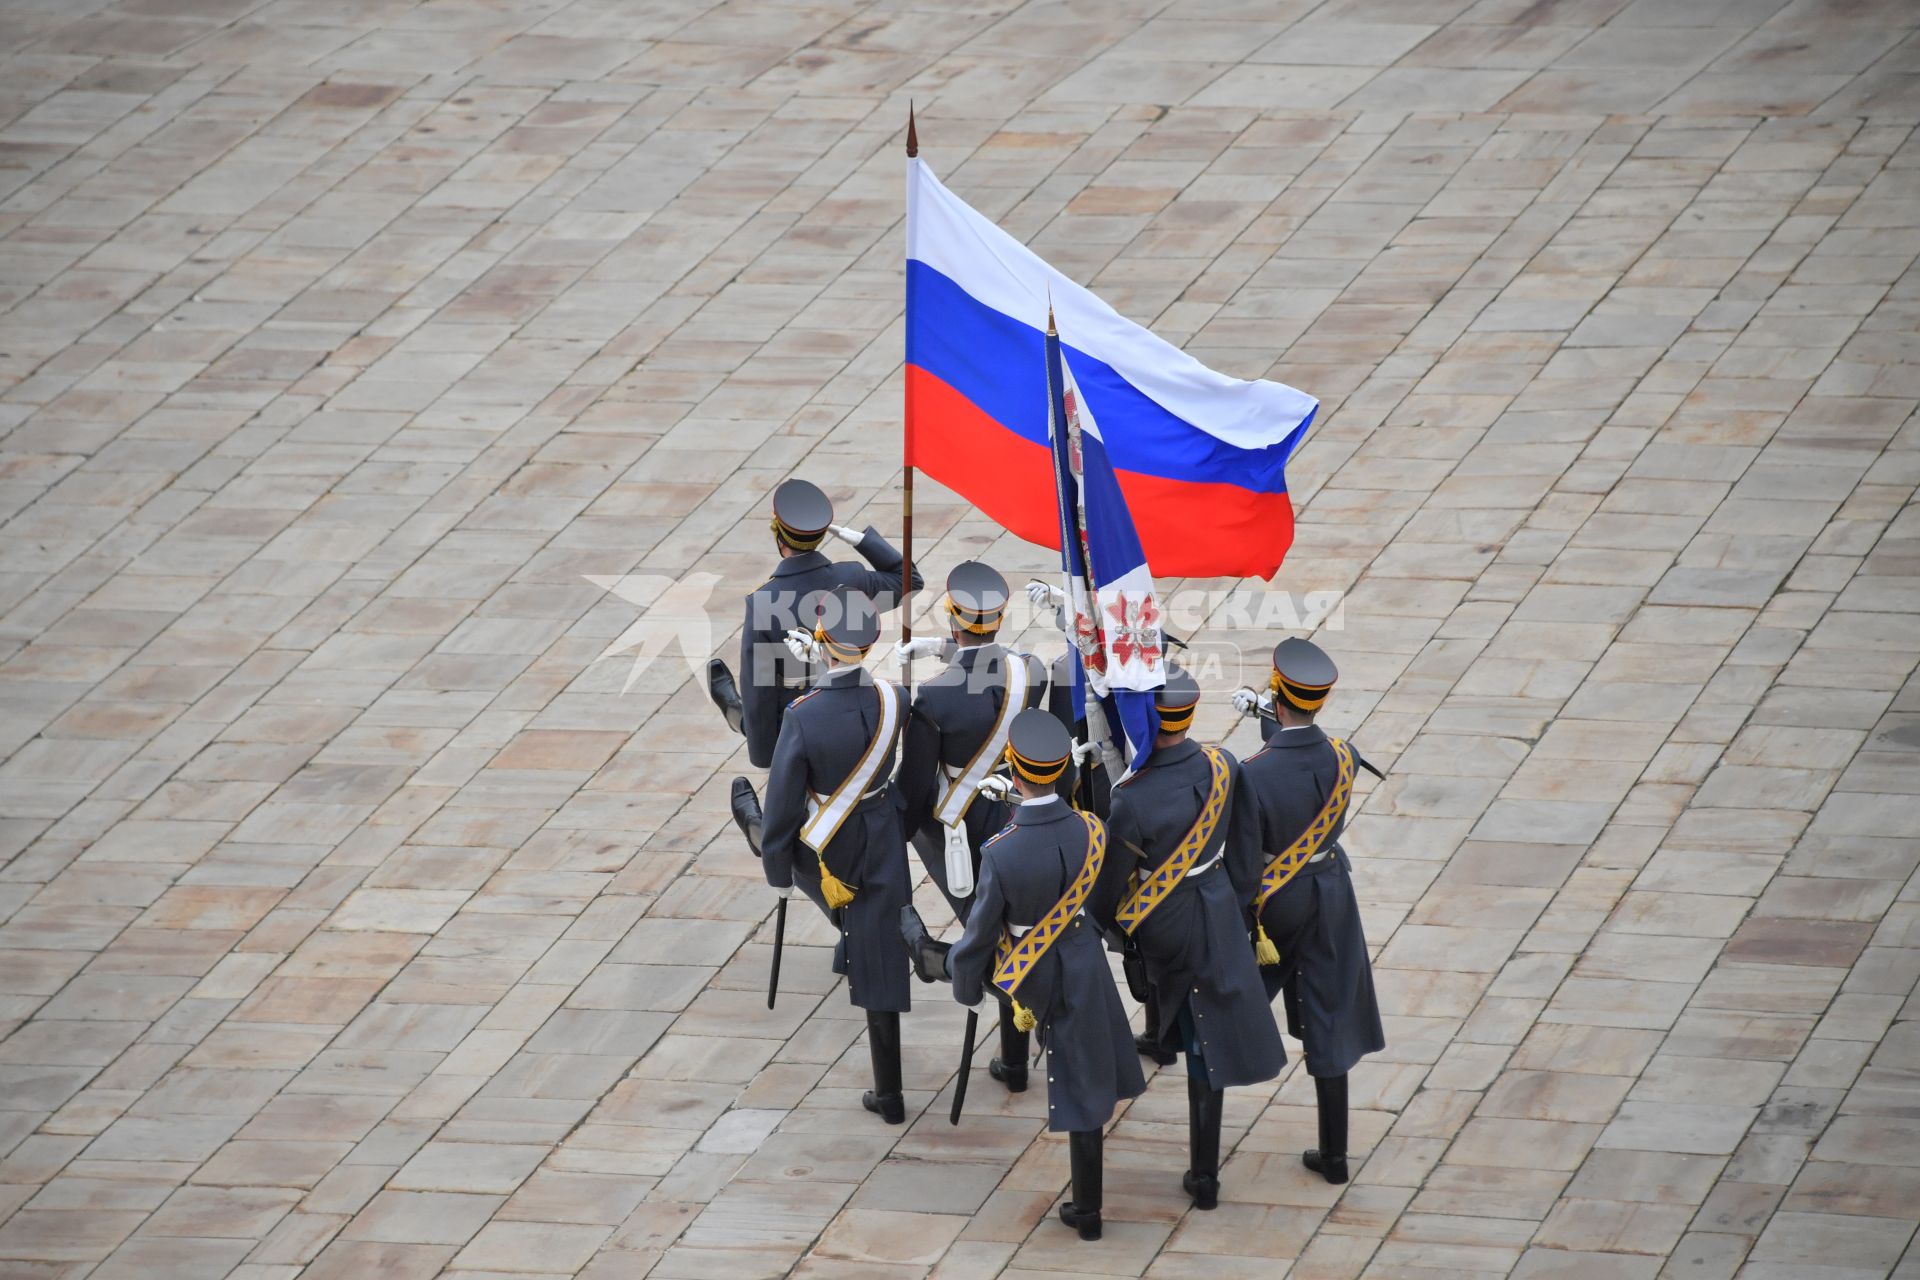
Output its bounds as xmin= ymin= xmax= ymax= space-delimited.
xmin=893 ymin=561 xmax=1052 ymax=1092
xmin=1103 ymin=667 xmax=1286 ymax=1211
xmin=902 ymin=710 xmax=1146 ymax=1242
xmin=1234 ymin=638 xmax=1386 ymax=1185
xmin=758 ymin=587 xmax=914 ymax=1124
xmin=708 ymin=477 xmax=923 ymax=769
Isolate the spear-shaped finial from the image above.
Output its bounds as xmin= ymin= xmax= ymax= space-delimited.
xmin=1046 ymin=283 xmax=1055 ymax=335
xmin=906 ymin=101 xmax=918 ymax=158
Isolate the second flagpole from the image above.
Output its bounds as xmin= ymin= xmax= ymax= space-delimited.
xmin=902 ymin=103 xmax=918 ymax=698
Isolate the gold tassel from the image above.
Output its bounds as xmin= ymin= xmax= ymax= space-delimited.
xmin=1254 ymin=922 xmax=1280 ymax=967
xmin=1012 ymin=998 xmax=1036 ymax=1032
xmin=818 ymin=855 xmax=855 ymax=909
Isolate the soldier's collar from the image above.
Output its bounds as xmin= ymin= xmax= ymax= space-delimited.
xmin=1152 ymin=738 xmax=1202 ymax=765
xmin=1013 ymin=796 xmax=1071 ymax=824
xmin=770 ymin=551 xmax=830 ymax=577
xmin=1264 ymin=722 xmax=1327 ymax=749
xmin=952 ymin=642 xmax=1001 ymax=667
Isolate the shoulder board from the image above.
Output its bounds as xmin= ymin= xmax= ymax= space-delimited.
xmin=789 ymin=688 xmax=820 ymax=709
xmin=982 ymin=822 xmax=1016 ymax=849
xmin=1113 ymin=766 xmax=1149 ymax=790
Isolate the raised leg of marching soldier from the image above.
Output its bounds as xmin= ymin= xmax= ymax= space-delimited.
xmin=1103 ymin=669 xmax=1286 ymax=1210
xmin=1235 ymin=639 xmax=1387 ymax=1185
xmin=914 ymin=711 xmax=1145 ymax=1242
xmin=758 ymin=588 xmax=915 ymax=1124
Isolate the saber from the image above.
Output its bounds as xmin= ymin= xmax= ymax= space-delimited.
xmin=766 ymin=896 xmax=786 ymax=1010
xmin=949 ymin=1008 xmax=980 ymax=1125
xmin=730 ymin=779 xmax=783 ymax=1009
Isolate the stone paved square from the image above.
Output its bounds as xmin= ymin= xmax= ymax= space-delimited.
xmin=1 ymin=1 xmax=1917 ymax=1278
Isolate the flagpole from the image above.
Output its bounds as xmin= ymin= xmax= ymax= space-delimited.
xmin=902 ymin=103 xmax=918 ymax=695
xmin=1046 ymin=305 xmax=1097 ymax=799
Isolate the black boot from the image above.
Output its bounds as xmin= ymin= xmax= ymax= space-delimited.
xmin=1303 ymin=1072 xmax=1349 ymax=1184
xmin=1058 ymin=1129 xmax=1103 ymax=1240
xmin=730 ymin=777 xmax=763 ymax=855
xmin=861 ymin=1011 xmax=906 ymax=1124
xmin=1182 ymin=1076 xmax=1223 ymax=1209
xmin=707 ymin=658 xmax=744 ymax=734
xmin=988 ymin=1002 xmax=1029 ymax=1093
xmin=899 ymin=905 xmax=951 ymax=984
xmin=1134 ymin=984 xmax=1177 ymax=1066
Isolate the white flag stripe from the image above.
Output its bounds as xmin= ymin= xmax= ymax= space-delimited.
xmin=908 ymin=158 xmax=1317 ymax=455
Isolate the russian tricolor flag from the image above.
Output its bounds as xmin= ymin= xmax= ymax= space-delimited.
xmin=905 ymin=156 xmax=1318 ymax=581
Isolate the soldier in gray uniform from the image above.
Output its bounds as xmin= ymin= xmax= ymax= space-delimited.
xmin=707 ymin=477 xmax=922 ymax=769
xmin=901 ymin=710 xmax=1146 ymax=1241
xmin=1102 ymin=668 xmax=1286 ymax=1210
xmin=893 ymin=561 xmax=1051 ymax=1092
xmin=758 ymin=588 xmax=914 ymax=1124
xmin=1234 ymin=638 xmax=1386 ymax=1184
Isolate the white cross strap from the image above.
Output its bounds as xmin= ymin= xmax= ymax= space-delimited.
xmin=933 ymin=651 xmax=1029 ymax=899
xmin=800 ymin=680 xmax=903 ymax=855
xmin=935 ymin=650 xmax=1029 ymax=830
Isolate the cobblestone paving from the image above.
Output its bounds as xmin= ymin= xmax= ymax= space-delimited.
xmin=1 ymin=1 xmax=1918 ymax=1277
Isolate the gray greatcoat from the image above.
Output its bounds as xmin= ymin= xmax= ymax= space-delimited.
xmin=1103 ymin=739 xmax=1286 ymax=1090
xmin=759 ymin=664 xmax=912 ymax=1013
xmin=1239 ymin=723 xmax=1386 ymax=1078
xmin=949 ymin=797 xmax=1147 ymax=1132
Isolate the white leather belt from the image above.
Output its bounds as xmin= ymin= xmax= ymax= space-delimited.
xmin=1009 ymin=909 xmax=1084 ymax=939
xmin=807 ymin=785 xmax=888 ymax=808
xmin=1136 ymin=852 xmax=1221 ymax=884
xmin=1307 ymin=848 xmax=1331 ymax=864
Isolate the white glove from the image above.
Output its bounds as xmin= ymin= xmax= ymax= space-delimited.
xmin=828 ymin=523 xmax=862 ymax=546
xmin=893 ymin=637 xmax=943 ymax=663
xmin=977 ymin=774 xmax=1015 ymax=802
xmin=783 ymin=628 xmax=821 ymax=664
xmin=1026 ymin=580 xmax=1065 ymax=608
xmin=1070 ymin=738 xmax=1099 ymax=765
xmin=1230 ymin=686 xmax=1274 ymax=717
